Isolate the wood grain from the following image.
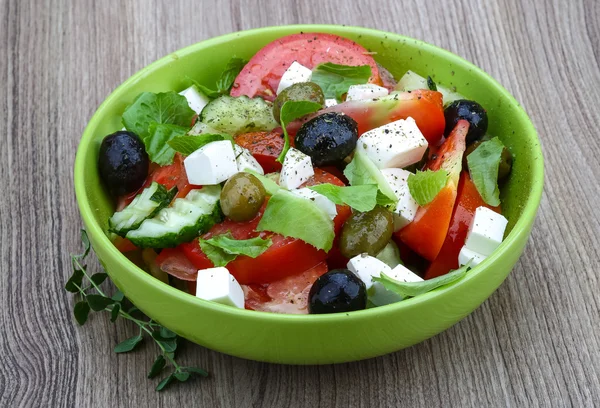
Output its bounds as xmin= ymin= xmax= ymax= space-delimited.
xmin=1 ymin=0 xmax=599 ymax=406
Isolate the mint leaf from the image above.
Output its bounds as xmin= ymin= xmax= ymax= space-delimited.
xmin=467 ymin=137 xmax=505 ymax=206
xmin=311 ymin=63 xmax=372 ymax=99
xmin=308 ymin=183 xmax=378 ymax=212
xmin=343 ymin=149 xmax=397 ymax=204
xmin=407 ymin=169 xmax=448 ymax=206
xmin=276 ymin=100 xmax=322 ymax=162
xmin=144 ymin=123 xmax=188 ymax=165
xmin=257 ymin=189 xmax=335 ymax=251
xmin=245 ymin=170 xmax=281 ymax=196
xmin=372 ymin=264 xmax=470 ymax=299
xmin=186 ymin=77 xmax=221 ymax=99
xmin=167 ymin=134 xmax=227 ymax=155
xmin=216 ymin=57 xmax=247 ymax=93
xmin=122 ymin=91 xmax=195 ymax=140
xmin=200 ymin=233 xmax=272 ymax=267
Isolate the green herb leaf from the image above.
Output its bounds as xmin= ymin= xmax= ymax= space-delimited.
xmin=90 ymin=272 xmax=108 ymax=286
xmin=174 ymin=372 xmax=190 ymax=382
xmin=158 ymin=339 xmax=178 ymax=353
xmin=407 ymin=169 xmax=448 ymax=206
xmin=122 ymin=91 xmax=195 ymax=140
xmin=276 ymin=100 xmax=322 ymax=162
xmin=79 ymin=229 xmax=91 ymax=258
xmin=73 ymin=301 xmax=90 ymax=325
xmin=114 ymin=334 xmax=143 ymax=353
xmin=343 ymin=149 xmax=397 ymax=204
xmin=86 ymin=294 xmax=114 ymax=312
xmin=245 ymin=170 xmax=281 ymax=195
xmin=111 ymin=290 xmax=125 ymax=302
xmin=308 ymin=183 xmax=379 ymax=212
xmin=467 ymin=137 xmax=505 ymax=206
xmin=148 ymin=355 xmax=166 ymax=379
xmin=199 ymin=233 xmax=273 ymax=267
xmin=186 ymin=78 xmax=221 ymax=99
xmin=65 ymin=268 xmax=84 ymax=293
xmin=144 ymin=123 xmax=188 ymax=165
xmin=160 ymin=327 xmax=177 ymax=339
xmin=311 ymin=63 xmax=372 ymax=99
xmin=372 ymin=263 xmax=470 ymax=298
xmin=110 ymin=302 xmax=121 ymax=322
xmin=185 ymin=367 xmax=209 ymax=377
xmin=427 ymin=76 xmax=437 ymax=91
xmin=257 ymin=190 xmax=335 ymax=251
xmin=216 ymin=57 xmax=247 ymax=93
xmin=156 ymin=374 xmax=174 ymax=391
xmin=167 ymin=133 xmax=227 ymax=155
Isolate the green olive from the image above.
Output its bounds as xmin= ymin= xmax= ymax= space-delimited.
xmin=220 ymin=173 xmax=266 ymax=222
xmin=339 ymin=207 xmax=394 ymax=258
xmin=463 ymin=141 xmax=513 ymax=183
xmin=272 ymin=82 xmax=325 ymax=122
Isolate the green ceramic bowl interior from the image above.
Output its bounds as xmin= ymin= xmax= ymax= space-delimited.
xmin=74 ymin=25 xmax=543 ymax=364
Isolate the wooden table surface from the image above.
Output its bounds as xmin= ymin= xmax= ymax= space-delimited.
xmin=2 ymin=0 xmax=599 ymax=406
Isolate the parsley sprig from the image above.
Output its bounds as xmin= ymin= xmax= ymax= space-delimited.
xmin=65 ymin=230 xmax=208 ymax=391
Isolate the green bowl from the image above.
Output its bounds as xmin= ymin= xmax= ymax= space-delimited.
xmin=74 ymin=25 xmax=543 ymax=364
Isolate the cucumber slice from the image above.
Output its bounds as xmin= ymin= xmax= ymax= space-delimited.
xmin=396 ymin=70 xmax=464 ymax=105
xmin=375 ymin=240 xmax=402 ymax=268
xmin=109 ymin=182 xmax=176 ymax=237
xmin=199 ymin=95 xmax=278 ymax=135
xmin=126 ymin=185 xmax=223 ymax=248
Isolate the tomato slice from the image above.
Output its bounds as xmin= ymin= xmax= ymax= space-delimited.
xmin=231 ymin=33 xmax=382 ymax=102
xmin=425 ymin=172 xmax=501 ymax=279
xmin=289 ymin=90 xmax=445 ymax=146
xmin=155 ymin=247 xmax=198 ymax=281
xmin=396 ymin=121 xmax=468 ymax=261
xmin=235 ymin=130 xmax=284 ymax=173
xmin=243 ymin=262 xmax=328 ymax=313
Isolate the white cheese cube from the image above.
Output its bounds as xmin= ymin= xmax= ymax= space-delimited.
xmin=370 ymin=263 xmax=424 ymax=306
xmin=346 ymin=254 xmax=392 ymax=291
xmin=184 ymin=140 xmax=238 ymax=185
xmin=179 ymin=85 xmax=210 ymax=114
xmin=276 ymin=61 xmax=312 ymax=94
xmin=464 ymin=206 xmax=508 ymax=256
xmin=325 ymin=98 xmax=338 ymax=107
xmin=356 ymin=117 xmax=428 ymax=169
xmin=380 ymin=168 xmax=419 ymax=231
xmin=234 ymin=144 xmax=264 ymax=175
xmin=346 ymin=84 xmax=389 ymax=101
xmin=290 ymin=188 xmax=337 ymax=219
xmin=279 ymin=148 xmax=314 ymax=190
xmin=458 ymin=245 xmax=486 ymax=267
xmin=196 ymin=267 xmax=244 ymax=308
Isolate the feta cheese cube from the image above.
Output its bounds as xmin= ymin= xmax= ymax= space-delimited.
xmin=347 ymin=254 xmax=392 ymax=291
xmin=346 ymin=84 xmax=389 ymax=101
xmin=458 ymin=245 xmax=486 ymax=267
xmin=184 ymin=140 xmax=238 ymax=185
xmin=380 ymin=168 xmax=419 ymax=231
xmin=464 ymin=206 xmax=508 ymax=256
xmin=276 ymin=61 xmax=312 ymax=94
xmin=279 ymin=148 xmax=314 ymax=190
xmin=196 ymin=267 xmax=245 ymax=308
xmin=370 ymin=263 xmax=424 ymax=306
xmin=234 ymin=144 xmax=264 ymax=175
xmin=355 ymin=117 xmax=428 ymax=169
xmin=179 ymin=85 xmax=210 ymax=114
xmin=290 ymin=187 xmax=337 ymax=219
xmin=325 ymin=98 xmax=338 ymax=107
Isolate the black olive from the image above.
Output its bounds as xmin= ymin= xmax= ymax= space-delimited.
xmin=295 ymin=112 xmax=358 ymax=166
xmin=308 ymin=269 xmax=367 ymax=314
xmin=444 ymin=99 xmax=488 ymax=144
xmin=98 ymin=131 xmax=149 ymax=196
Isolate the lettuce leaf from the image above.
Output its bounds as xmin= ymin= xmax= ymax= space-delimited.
xmin=467 ymin=137 xmax=505 ymax=206
xmin=312 ymin=63 xmax=372 ymax=99
xmin=407 ymin=169 xmax=448 ymax=206
xmin=256 ymin=189 xmax=334 ymax=251
xmin=167 ymin=134 xmax=228 ymax=155
xmin=308 ymin=183 xmax=378 ymax=212
xmin=144 ymin=123 xmax=188 ymax=165
xmin=343 ymin=149 xmax=397 ymax=204
xmin=276 ymin=100 xmax=322 ymax=162
xmin=199 ymin=233 xmax=272 ymax=267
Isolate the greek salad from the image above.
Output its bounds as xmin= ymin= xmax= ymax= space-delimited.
xmin=98 ymin=33 xmax=512 ymax=314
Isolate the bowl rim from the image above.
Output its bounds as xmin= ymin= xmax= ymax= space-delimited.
xmin=74 ymin=24 xmax=544 ymax=322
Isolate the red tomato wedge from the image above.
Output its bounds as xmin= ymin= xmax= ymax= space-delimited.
xmin=425 ymin=172 xmax=501 ymax=279
xmin=231 ymin=33 xmax=382 ymax=102
xmin=289 ymin=90 xmax=445 ymax=146
xmin=155 ymin=247 xmax=199 ymax=281
xmin=396 ymin=120 xmax=468 ymax=261
xmin=243 ymin=262 xmax=328 ymax=313
xmin=235 ymin=130 xmax=284 ymax=173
